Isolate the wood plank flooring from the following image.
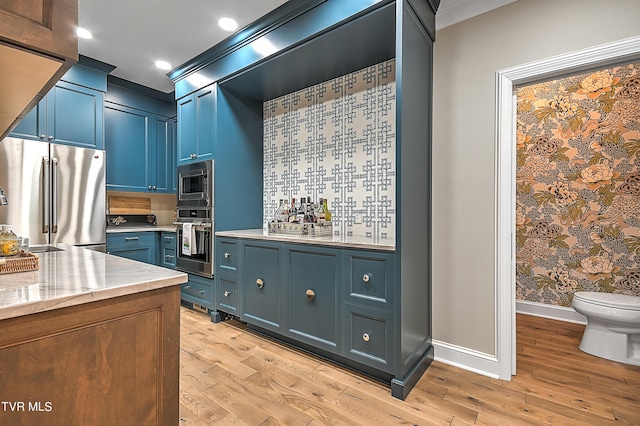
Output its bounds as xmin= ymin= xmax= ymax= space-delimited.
xmin=179 ymin=309 xmax=640 ymax=425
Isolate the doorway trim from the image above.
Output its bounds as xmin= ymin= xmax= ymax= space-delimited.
xmin=495 ymin=35 xmax=640 ymax=377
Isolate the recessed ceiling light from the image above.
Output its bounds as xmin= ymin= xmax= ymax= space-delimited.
xmin=155 ymin=60 xmax=172 ymax=70
xmin=77 ymin=27 xmax=93 ymax=39
xmin=218 ymin=17 xmax=238 ymax=32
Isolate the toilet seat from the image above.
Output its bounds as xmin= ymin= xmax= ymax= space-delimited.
xmin=573 ymin=292 xmax=640 ymax=310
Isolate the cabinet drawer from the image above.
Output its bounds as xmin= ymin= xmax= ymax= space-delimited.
xmin=162 ymin=246 xmax=176 ymax=269
xmin=217 ymin=238 xmax=238 ymax=272
xmin=181 ymin=275 xmax=214 ymax=309
xmin=343 ymin=303 xmax=394 ymax=373
xmin=345 ymin=250 xmax=395 ymax=309
xmin=107 ymin=232 xmax=156 ymax=246
xmin=217 ymin=274 xmax=238 ymax=315
xmin=162 ymin=232 xmax=176 ymax=248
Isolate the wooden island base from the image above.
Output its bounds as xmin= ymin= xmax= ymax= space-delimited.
xmin=0 ymin=285 xmax=180 ymax=426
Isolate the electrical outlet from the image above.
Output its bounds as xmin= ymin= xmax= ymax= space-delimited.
xmin=354 ymin=214 xmax=362 ymax=224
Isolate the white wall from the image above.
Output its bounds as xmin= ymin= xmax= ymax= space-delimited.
xmin=432 ymin=0 xmax=640 ymax=356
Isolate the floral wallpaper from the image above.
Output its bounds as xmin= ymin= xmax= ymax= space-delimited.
xmin=516 ymin=62 xmax=640 ymax=307
xmin=263 ymin=60 xmax=396 ymax=242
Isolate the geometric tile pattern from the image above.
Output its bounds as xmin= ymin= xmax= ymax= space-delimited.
xmin=263 ymin=60 xmax=396 ymax=242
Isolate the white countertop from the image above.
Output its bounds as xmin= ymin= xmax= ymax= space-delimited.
xmin=0 ymin=244 xmax=187 ymax=321
xmin=215 ymin=228 xmax=395 ymax=251
xmin=107 ymin=225 xmax=176 ymax=233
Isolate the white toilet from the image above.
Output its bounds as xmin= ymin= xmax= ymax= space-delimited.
xmin=571 ymin=291 xmax=640 ymax=366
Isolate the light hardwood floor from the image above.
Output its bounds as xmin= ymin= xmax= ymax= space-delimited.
xmin=179 ymin=308 xmax=640 ymax=425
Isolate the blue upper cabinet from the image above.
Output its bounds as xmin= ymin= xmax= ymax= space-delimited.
xmin=10 ymin=57 xmax=114 ymax=150
xmin=177 ymin=84 xmax=215 ymax=164
xmin=105 ymin=103 xmax=149 ymax=192
xmin=104 ymin=77 xmax=177 ymax=193
xmin=105 ymin=104 xmax=174 ymax=193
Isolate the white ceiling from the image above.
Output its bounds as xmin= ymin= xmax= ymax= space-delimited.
xmin=78 ymin=0 xmax=517 ymax=94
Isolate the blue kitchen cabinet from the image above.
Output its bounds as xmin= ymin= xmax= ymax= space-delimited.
xmin=106 ymin=232 xmax=157 ymax=265
xmin=286 ymin=245 xmax=340 ymax=353
xmin=176 ymin=84 xmax=215 ymax=164
xmin=10 ymin=59 xmax=112 ymax=149
xmin=160 ymin=232 xmax=177 ymax=269
xmin=11 ymin=81 xmax=104 ymax=149
xmin=240 ymin=240 xmax=282 ymax=332
xmin=105 ymin=103 xmax=173 ymax=193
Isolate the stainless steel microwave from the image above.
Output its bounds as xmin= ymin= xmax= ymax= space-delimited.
xmin=177 ymin=160 xmax=214 ymax=207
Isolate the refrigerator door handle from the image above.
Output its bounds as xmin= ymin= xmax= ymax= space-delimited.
xmin=42 ymin=156 xmax=50 ymax=234
xmin=51 ymin=157 xmax=58 ymax=234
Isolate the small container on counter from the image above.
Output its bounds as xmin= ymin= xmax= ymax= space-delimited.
xmin=0 ymin=225 xmax=19 ymax=257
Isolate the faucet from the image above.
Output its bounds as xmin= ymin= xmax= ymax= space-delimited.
xmin=0 ymin=187 xmax=7 ymax=205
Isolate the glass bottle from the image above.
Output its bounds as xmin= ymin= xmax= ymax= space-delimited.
xmin=0 ymin=225 xmax=19 ymax=257
xmin=317 ymin=198 xmax=326 ymax=223
xmin=289 ymin=198 xmax=297 ymax=222
xmin=273 ymin=199 xmax=284 ymax=222
xmin=323 ymin=198 xmax=332 ymax=222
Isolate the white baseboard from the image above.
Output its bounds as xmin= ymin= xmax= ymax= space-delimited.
xmin=516 ymin=300 xmax=586 ymax=324
xmin=432 ymin=340 xmax=504 ymax=380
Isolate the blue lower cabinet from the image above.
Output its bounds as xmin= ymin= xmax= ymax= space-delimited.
xmin=181 ymin=274 xmax=215 ymax=310
xmin=286 ymin=245 xmax=340 ymax=352
xmin=106 ymin=232 xmax=156 ymax=264
xmin=240 ymin=241 xmax=281 ymax=331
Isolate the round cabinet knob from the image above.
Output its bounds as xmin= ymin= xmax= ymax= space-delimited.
xmin=224 ymin=291 xmax=231 ymax=297
xmin=362 ymin=273 xmax=371 ymax=283
xmin=305 ymin=289 xmax=315 ymax=301
xmin=256 ymin=278 xmax=265 ymax=289
xmin=224 ymin=252 xmax=231 ymax=259
xmin=48 ymin=135 xmax=54 ymax=141
xmin=152 ymin=185 xmax=157 ymax=190
xmin=40 ymin=134 xmax=46 ymax=140
xmin=362 ymin=333 xmax=371 ymax=342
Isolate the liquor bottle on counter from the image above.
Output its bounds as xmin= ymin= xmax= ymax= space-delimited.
xmin=323 ymin=198 xmax=332 ymax=222
xmin=317 ymin=198 xmax=326 ymax=223
xmin=273 ymin=199 xmax=285 ymax=222
xmin=289 ymin=198 xmax=297 ymax=222
xmin=297 ymin=197 xmax=306 ymax=223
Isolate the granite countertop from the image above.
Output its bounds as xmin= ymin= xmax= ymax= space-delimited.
xmin=107 ymin=225 xmax=176 ymax=233
xmin=0 ymin=244 xmax=187 ymax=321
xmin=215 ymin=228 xmax=395 ymax=251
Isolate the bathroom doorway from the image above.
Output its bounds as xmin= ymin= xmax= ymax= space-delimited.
xmin=496 ymin=36 xmax=640 ymax=375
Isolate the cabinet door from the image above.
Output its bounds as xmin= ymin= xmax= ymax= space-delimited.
xmin=108 ymin=246 xmax=155 ymax=264
xmin=177 ymin=85 xmax=215 ymax=165
xmin=241 ymin=241 xmax=281 ymax=330
xmin=194 ymin=85 xmax=215 ymax=161
xmin=105 ymin=104 xmax=149 ymax=191
xmin=287 ymin=245 xmax=339 ymax=351
xmin=177 ymin=95 xmax=196 ymax=164
xmin=9 ymin=98 xmax=46 ymax=140
xmin=47 ymin=81 xmax=104 ymax=149
xmin=151 ymin=115 xmax=171 ymax=193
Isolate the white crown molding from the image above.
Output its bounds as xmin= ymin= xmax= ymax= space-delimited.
xmin=436 ymin=0 xmax=518 ymax=30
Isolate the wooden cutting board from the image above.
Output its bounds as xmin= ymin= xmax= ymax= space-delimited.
xmin=109 ymin=197 xmax=151 ymax=214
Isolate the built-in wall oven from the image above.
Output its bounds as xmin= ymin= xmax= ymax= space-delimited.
xmin=175 ymin=160 xmax=214 ymax=278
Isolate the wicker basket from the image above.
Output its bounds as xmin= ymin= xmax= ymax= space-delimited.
xmin=0 ymin=252 xmax=39 ymax=275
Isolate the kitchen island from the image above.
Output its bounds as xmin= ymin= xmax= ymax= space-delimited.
xmin=0 ymin=245 xmax=187 ymax=425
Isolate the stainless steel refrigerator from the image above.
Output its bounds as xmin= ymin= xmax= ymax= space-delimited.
xmin=0 ymin=137 xmax=105 ymax=246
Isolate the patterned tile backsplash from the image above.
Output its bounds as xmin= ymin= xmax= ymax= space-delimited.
xmin=263 ymin=60 xmax=396 ymax=242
